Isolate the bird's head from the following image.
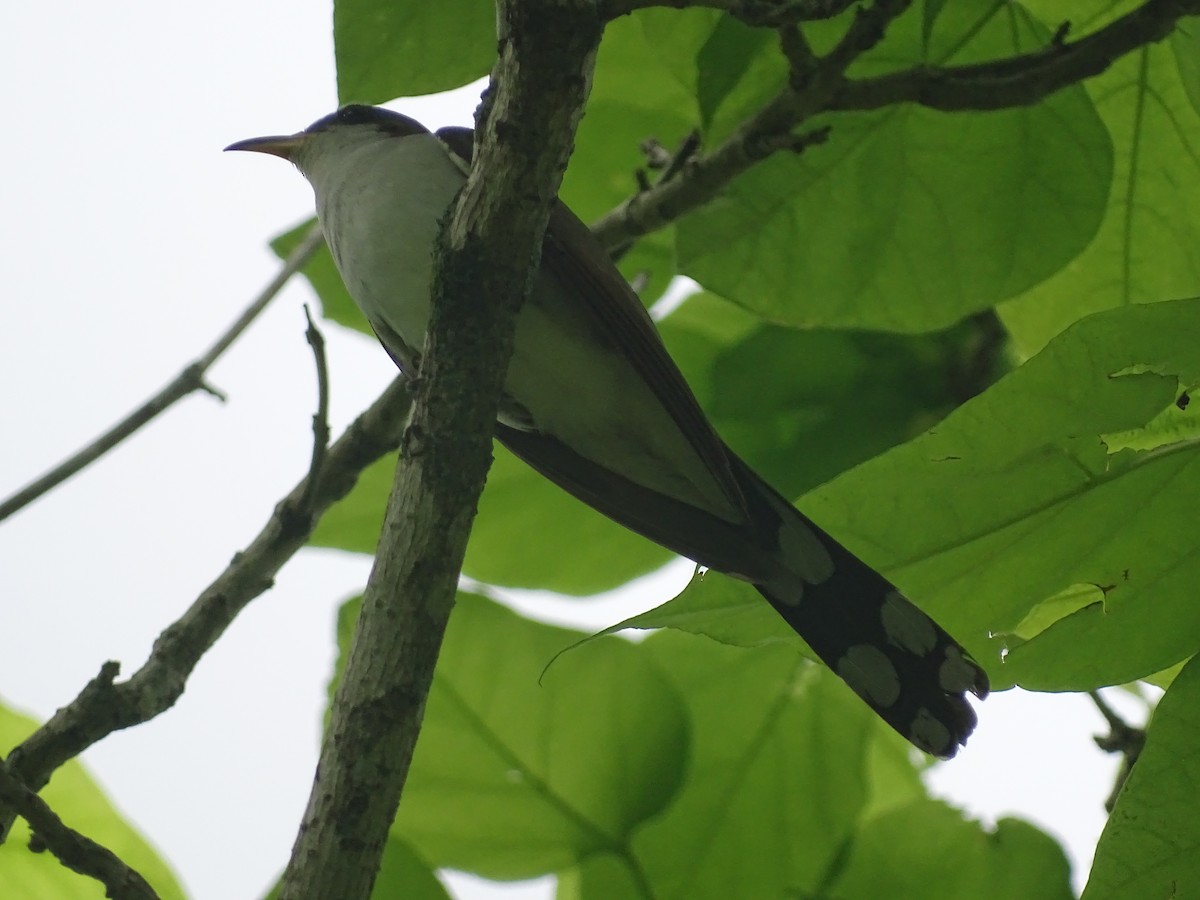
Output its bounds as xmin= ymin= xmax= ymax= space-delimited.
xmin=225 ymin=105 xmax=429 ymax=177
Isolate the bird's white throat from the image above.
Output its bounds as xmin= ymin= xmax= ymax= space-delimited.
xmin=303 ymin=131 xmax=466 ymax=348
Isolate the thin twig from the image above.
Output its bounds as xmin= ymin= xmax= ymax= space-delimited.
xmin=0 ymin=376 xmax=413 ymax=843
xmin=1089 ymin=689 xmax=1148 ymax=812
xmin=0 ymin=221 xmax=326 ymax=524
xmin=0 ymin=758 xmax=159 ymax=900
xmin=298 ymin=304 xmax=332 ymax=514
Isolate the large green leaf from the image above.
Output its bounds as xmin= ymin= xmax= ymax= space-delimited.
xmin=1173 ymin=16 xmax=1200 ymax=118
xmin=333 ymin=0 xmax=495 ymax=102
xmin=676 ymin=2 xmax=1112 ymax=332
xmin=828 ymin=800 xmax=1074 ymax=900
xmin=625 ymin=300 xmax=1200 ymax=693
xmin=1082 ymin=654 xmax=1200 ymax=900
xmin=660 ymin=293 xmax=1001 ymax=499
xmin=625 ymin=632 xmax=876 ymax=899
xmin=559 ymin=653 xmax=928 ymax=900
xmin=564 ymin=14 xmax=697 ymax=220
xmin=382 ymin=593 xmax=689 ymax=879
xmin=1000 ymin=31 xmax=1200 ymax=353
xmin=0 ymin=702 xmax=184 ymax=900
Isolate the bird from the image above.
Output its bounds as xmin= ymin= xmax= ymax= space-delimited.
xmin=227 ymin=104 xmax=989 ymax=757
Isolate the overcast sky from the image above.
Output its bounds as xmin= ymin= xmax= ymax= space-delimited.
xmin=0 ymin=3 xmax=1141 ymax=898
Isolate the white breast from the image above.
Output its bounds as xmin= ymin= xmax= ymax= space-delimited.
xmin=307 ymin=132 xmax=463 ymax=347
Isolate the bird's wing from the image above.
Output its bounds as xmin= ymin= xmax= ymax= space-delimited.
xmin=435 ymin=126 xmax=753 ymax=530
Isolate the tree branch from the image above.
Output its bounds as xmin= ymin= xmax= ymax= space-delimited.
xmin=591 ymin=0 xmax=1198 ymax=251
xmin=602 ymin=0 xmax=857 ymax=26
xmin=0 ymin=222 xmax=325 ymax=524
xmin=831 ymin=0 xmax=1200 ymax=112
xmin=0 ymin=376 xmax=413 ymax=843
xmin=274 ymin=3 xmax=603 ymax=898
xmin=1089 ymin=689 xmax=1148 ymax=813
xmin=0 ymin=759 xmax=159 ymax=900
xmin=591 ymin=0 xmax=911 ymax=249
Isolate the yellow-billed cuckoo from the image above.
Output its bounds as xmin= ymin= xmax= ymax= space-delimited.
xmin=227 ymin=105 xmax=988 ymax=757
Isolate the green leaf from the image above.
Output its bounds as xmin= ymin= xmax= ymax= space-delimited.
xmin=797 ymin=299 xmax=1200 ymax=692
xmin=1172 ymin=17 xmax=1200 ymax=118
xmin=372 ymin=836 xmax=452 ymax=900
xmin=464 ymin=445 xmax=674 ymax=592
xmin=389 ymin=593 xmax=688 ymax=879
xmin=627 ymin=300 xmax=1200 ymax=692
xmin=333 ymin=0 xmax=494 ymax=102
xmin=309 ymin=454 xmax=394 ymax=556
xmin=0 ymin=702 xmax=185 ymax=900
xmin=1000 ymin=36 xmax=1200 ymax=353
xmin=676 ymin=3 xmax=1112 ymax=332
xmin=605 ymin=568 xmax=793 ymax=648
xmin=827 ymin=800 xmax=1073 ymax=900
xmin=558 ymin=851 xmax=645 ymax=900
xmin=271 ymin=219 xmax=372 ymax=336
xmin=922 ymin=0 xmax=950 ymax=48
xmin=636 ymin=7 xmax=790 ymax=144
xmin=694 ymin=17 xmax=776 ymax=133
xmin=660 ymin=292 xmax=1002 ymax=498
xmin=1082 ymin=654 xmax=1200 ymax=900
xmin=627 ymin=632 xmax=878 ymax=899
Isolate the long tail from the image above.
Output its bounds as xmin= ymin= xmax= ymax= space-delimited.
xmin=733 ymin=460 xmax=990 ymax=758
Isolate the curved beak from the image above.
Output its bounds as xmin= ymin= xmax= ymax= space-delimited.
xmin=224 ymin=133 xmax=306 ymax=160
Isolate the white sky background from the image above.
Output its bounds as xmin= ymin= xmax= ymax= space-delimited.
xmin=0 ymin=3 xmax=1146 ymax=898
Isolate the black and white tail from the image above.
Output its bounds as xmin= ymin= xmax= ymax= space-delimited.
xmin=740 ymin=466 xmax=989 ymax=758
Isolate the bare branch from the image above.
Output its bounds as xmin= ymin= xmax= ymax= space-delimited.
xmin=832 ymin=0 xmax=1200 ymax=112
xmin=0 ymin=759 xmax=159 ymax=900
xmin=1089 ymin=689 xmax=1148 ymax=813
xmin=0 ymin=376 xmax=412 ymax=842
xmin=298 ymin=304 xmax=332 ymax=514
xmin=602 ymin=0 xmax=857 ymax=26
xmin=0 ymin=222 xmax=325 ymax=524
xmin=592 ymin=0 xmax=1198 ymax=252
xmin=592 ymin=0 xmax=912 ymax=249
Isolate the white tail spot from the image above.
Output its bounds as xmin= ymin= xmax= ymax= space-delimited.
xmin=880 ymin=591 xmax=938 ymax=655
xmin=838 ymin=644 xmax=901 ymax=708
